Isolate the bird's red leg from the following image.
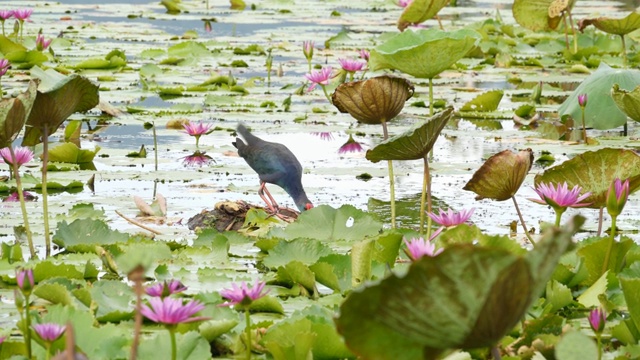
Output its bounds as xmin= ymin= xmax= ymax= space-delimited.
xmin=258 ymin=182 xmax=278 ymax=213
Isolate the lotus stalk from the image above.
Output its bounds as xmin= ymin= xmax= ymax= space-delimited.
xmin=6 ymin=147 xmax=36 ymax=258
xmin=381 ymin=121 xmax=397 ymax=228
xmin=41 ymin=124 xmax=52 ymax=257
xmin=511 ymin=196 xmax=535 ymax=246
xmin=420 ymin=156 xmax=433 ymax=236
xmin=620 ymin=35 xmax=628 ymax=68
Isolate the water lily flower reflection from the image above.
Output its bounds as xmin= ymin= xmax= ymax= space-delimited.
xmin=338 ymin=134 xmax=364 ymax=154
xmin=312 ymin=132 xmax=334 ymax=141
xmin=219 ymin=279 xmax=268 ymax=308
xmin=428 ymin=208 xmax=474 ymax=227
xmin=0 ymin=146 xmax=34 ymax=168
xmin=183 ymin=150 xmax=214 ymax=167
xmin=404 ymin=227 xmax=444 ymax=261
xmin=3 ymin=191 xmax=36 ymax=202
xmin=146 ymin=279 xmax=187 ymax=298
xmin=141 ymin=297 xmax=208 ymax=325
xmin=33 ymin=323 xmax=65 ymax=342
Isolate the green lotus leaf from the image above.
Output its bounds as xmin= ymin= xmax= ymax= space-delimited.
xmin=335 ymin=217 xmax=582 ymax=359
xmin=612 ymin=83 xmax=640 ymax=122
xmin=48 ymin=142 xmax=100 ymax=164
xmin=533 ymin=148 xmax=640 ymax=209
xmin=558 ymin=62 xmax=640 ymax=130
xmin=0 ymin=79 xmax=37 ymax=147
xmin=459 ymin=90 xmax=504 ymax=112
xmin=512 ymin=0 xmax=575 ymax=31
xmin=463 ymin=148 xmax=534 ymax=201
xmin=365 ymin=107 xmax=453 ymax=163
xmin=3 ymin=50 xmax=48 ymax=69
xmin=331 ymin=75 xmax=414 ymax=125
xmin=52 ymin=218 xmax=129 ymax=253
xmin=369 ymin=29 xmax=481 ymax=79
xmin=579 ymin=11 xmax=640 ymax=35
xmin=397 ymin=0 xmax=449 ymax=31
xmin=0 ymin=34 xmax=27 ymax=55
xmin=22 ymin=67 xmax=100 ymax=146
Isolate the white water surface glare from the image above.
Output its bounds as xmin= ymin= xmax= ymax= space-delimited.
xmin=1 ymin=0 xmax=640 ymax=254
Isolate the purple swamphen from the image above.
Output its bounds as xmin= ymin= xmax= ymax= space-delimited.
xmin=233 ymin=124 xmax=313 ymax=212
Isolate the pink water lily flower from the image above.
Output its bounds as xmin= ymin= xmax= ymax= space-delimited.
xmin=606 ymin=178 xmax=630 ymax=217
xmin=0 ymin=10 xmax=13 ymax=20
xmin=146 ymin=279 xmax=187 ymax=297
xmin=219 ymin=279 xmax=268 ymax=308
xmin=13 ymin=8 xmax=32 ymax=21
xmin=589 ymin=307 xmax=606 ymax=333
xmin=302 ymin=40 xmax=314 ymax=61
xmin=404 ymin=227 xmax=444 ymax=261
xmin=183 ymin=121 xmax=213 ymax=136
xmin=528 ymin=182 xmax=591 ymax=211
xmin=33 ymin=323 xmax=65 ymax=342
xmin=0 ymin=146 xmax=34 ymax=167
xmin=338 ymin=58 xmax=365 ymax=73
xmin=578 ymin=93 xmax=587 ymax=108
xmin=428 ymin=208 xmax=474 ymax=227
xmin=304 ymin=67 xmax=332 ymax=91
xmin=359 ymin=49 xmax=370 ymax=61
xmin=36 ymin=33 xmax=52 ymax=51
xmin=0 ymin=58 xmax=9 ymax=77
xmin=16 ymin=268 xmax=34 ymax=292
xmin=398 ymin=0 xmax=413 ymax=7
xmin=141 ymin=297 xmax=208 ymax=325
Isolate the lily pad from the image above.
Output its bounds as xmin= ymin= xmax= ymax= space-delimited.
xmin=612 ymin=83 xmax=640 ymax=122
xmin=53 ymin=218 xmax=130 ymax=253
xmin=0 ymin=80 xmax=37 ymax=147
xmin=335 ymin=217 xmax=583 ymax=358
xmin=331 ymin=75 xmax=414 ymax=125
xmin=557 ymin=62 xmax=640 ymax=130
xmin=463 ymin=148 xmax=534 ymax=201
xmin=22 ymin=67 xmax=100 ymax=146
xmin=365 ymin=107 xmax=453 ymax=162
xmin=369 ymin=28 xmax=482 ymax=80
xmin=534 ymin=148 xmax=640 ymax=208
xmin=47 ymin=143 xmax=100 ymax=164
xmin=397 ymin=0 xmax=450 ymax=31
xmin=579 ymin=11 xmax=640 ymax=36
xmin=459 ymin=90 xmax=504 ymax=112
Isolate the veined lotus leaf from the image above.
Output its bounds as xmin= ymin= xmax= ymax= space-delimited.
xmin=397 ymin=0 xmax=449 ymax=31
xmin=612 ymin=83 xmax=640 ymax=122
xmin=47 ymin=143 xmax=100 ymax=164
xmin=0 ymin=79 xmax=37 ymax=147
xmin=459 ymin=90 xmax=504 ymax=112
xmin=533 ymin=148 xmax=640 ymax=209
xmin=579 ymin=11 xmax=640 ymax=35
xmin=0 ymin=34 xmax=27 ymax=55
xmin=331 ymin=75 xmax=414 ymax=125
xmin=512 ymin=0 xmax=576 ymax=31
xmin=548 ymin=0 xmax=569 ymax=18
xmin=463 ymin=149 xmax=533 ymax=201
xmin=365 ymin=107 xmax=453 ymax=163
xmin=558 ymin=62 xmax=640 ymax=130
xmin=22 ymin=67 xmax=100 ymax=146
xmin=335 ymin=217 xmax=582 ymax=359
xmin=369 ymin=29 xmax=481 ymax=80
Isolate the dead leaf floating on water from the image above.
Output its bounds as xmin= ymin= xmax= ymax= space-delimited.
xmin=463 ymin=149 xmax=534 ymax=201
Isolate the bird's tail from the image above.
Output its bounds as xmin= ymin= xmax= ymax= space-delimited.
xmin=237 ymin=124 xmax=260 ymax=145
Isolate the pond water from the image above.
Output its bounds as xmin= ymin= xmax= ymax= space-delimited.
xmin=1 ymin=0 xmax=640 ymax=253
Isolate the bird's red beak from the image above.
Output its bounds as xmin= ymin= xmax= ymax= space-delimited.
xmin=305 ymin=203 xmax=314 ymax=211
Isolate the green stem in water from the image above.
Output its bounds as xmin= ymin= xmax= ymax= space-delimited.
xmin=596 ymin=332 xmax=602 ymax=360
xmin=24 ymin=293 xmax=32 ymax=359
xmin=320 ymin=85 xmax=332 ymax=104
xmin=580 ymin=106 xmax=588 ymax=143
xmin=42 ymin=124 xmax=51 ymax=257
xmin=602 ymin=215 xmax=617 ymax=275
xmin=45 ymin=343 xmax=51 ymax=360
xmin=8 ymin=147 xmax=35 ymax=258
xmin=621 ymin=35 xmax=628 ymax=69
xmin=567 ymin=10 xmax=578 ymax=54
xmin=428 ymin=78 xmax=434 ymax=116
xmin=381 ymin=121 xmax=396 ymax=228
xmin=511 ymin=196 xmax=536 ymax=247
xmin=169 ymin=327 xmax=177 ymax=360
xmin=152 ymin=122 xmax=159 ymax=172
xmin=245 ymin=310 xmax=252 ymax=360
xmin=420 ymin=156 xmax=433 ymax=238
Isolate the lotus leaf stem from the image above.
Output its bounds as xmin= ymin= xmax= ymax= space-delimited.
xmin=129 ymin=267 xmax=144 ymax=360
xmin=596 ymin=332 xmax=602 ymax=360
xmin=511 ymin=196 xmax=535 ymax=247
xmin=580 ymin=105 xmax=588 ymax=143
xmin=428 ymin=78 xmax=434 ymax=116
xmin=320 ymin=85 xmax=332 ymax=104
xmin=562 ymin=15 xmax=570 ymax=51
xmin=8 ymin=147 xmax=35 ymax=258
xmin=597 ymin=207 xmax=603 ymax=237
xmin=567 ymin=11 xmax=578 ymax=53
xmin=24 ymin=293 xmax=32 ymax=358
xmin=42 ymin=124 xmax=52 ymax=258
xmin=620 ymin=35 xmax=628 ymax=68
xmin=420 ymin=156 xmax=433 ymax=237
xmin=245 ymin=310 xmax=252 ymax=360
xmin=602 ymin=215 xmax=617 ymax=275
xmin=152 ymin=122 xmax=158 ymax=171
xmin=382 ymin=121 xmax=396 ymax=228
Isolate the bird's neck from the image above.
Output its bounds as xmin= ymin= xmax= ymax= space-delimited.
xmin=285 ymin=182 xmax=311 ymax=212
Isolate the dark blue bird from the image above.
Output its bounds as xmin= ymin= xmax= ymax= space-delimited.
xmin=233 ymin=124 xmax=313 ymax=212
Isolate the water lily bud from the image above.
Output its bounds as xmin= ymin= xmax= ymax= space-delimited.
xmin=578 ymin=93 xmax=587 ymax=108
xmin=16 ymin=268 xmax=34 ymax=295
xmin=606 ymin=178 xmax=629 ymax=217
xmin=589 ymin=307 xmax=606 ymax=334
